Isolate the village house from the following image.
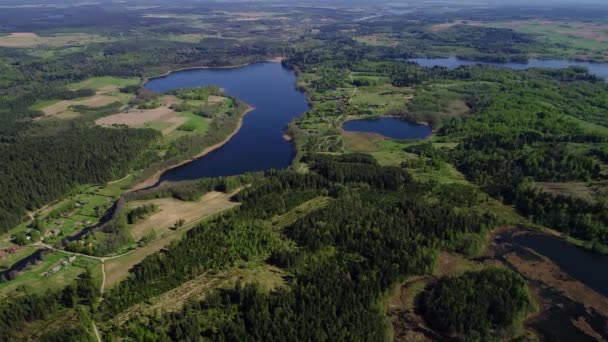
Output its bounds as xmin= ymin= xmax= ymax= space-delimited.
xmin=47 ymin=229 xmax=61 ymax=237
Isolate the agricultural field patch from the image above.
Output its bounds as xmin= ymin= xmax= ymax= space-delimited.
xmin=127 ymin=191 xmax=238 ymax=241
xmin=103 ymin=191 xmax=239 ymax=288
xmin=0 ymin=32 xmax=116 ymax=48
xmin=68 ymin=76 xmax=140 ymax=91
xmin=481 ymin=20 xmax=608 ymax=60
xmin=95 ymin=96 xmax=179 ymax=130
xmin=36 ymin=95 xmax=121 ymax=118
xmin=354 ymin=34 xmax=399 ymax=46
xmin=534 ymin=182 xmax=595 ymax=202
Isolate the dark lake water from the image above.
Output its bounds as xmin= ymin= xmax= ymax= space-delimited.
xmin=342 ymin=117 xmax=432 ymax=140
xmin=145 ymin=62 xmax=309 ymax=182
xmin=503 ymin=232 xmax=608 ymax=297
xmin=409 ymin=57 xmax=608 ymax=80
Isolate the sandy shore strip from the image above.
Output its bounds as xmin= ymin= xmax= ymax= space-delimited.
xmin=130 ymin=106 xmax=254 ymax=191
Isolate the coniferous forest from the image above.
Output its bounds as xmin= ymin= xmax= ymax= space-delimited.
xmin=1 ymin=1 xmax=608 ymax=341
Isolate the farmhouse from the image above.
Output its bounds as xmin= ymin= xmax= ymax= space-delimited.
xmin=47 ymin=229 xmax=61 ymax=237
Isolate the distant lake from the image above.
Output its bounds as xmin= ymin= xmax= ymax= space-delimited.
xmin=144 ymin=62 xmax=309 ymax=182
xmin=342 ymin=117 xmax=432 ymax=140
xmin=409 ymin=57 xmax=608 ymax=80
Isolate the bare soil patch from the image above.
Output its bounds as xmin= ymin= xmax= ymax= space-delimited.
xmin=535 ymin=182 xmax=594 ymax=202
xmin=95 ymin=96 xmax=178 ymax=129
xmin=0 ymin=32 xmax=113 ymax=48
xmin=39 ymin=95 xmax=120 ymax=118
xmin=207 ymin=95 xmax=227 ymax=104
xmin=10 ymin=32 xmax=38 ymax=38
xmin=430 ymin=20 xmax=485 ymax=31
xmin=128 ymin=191 xmax=237 ymax=241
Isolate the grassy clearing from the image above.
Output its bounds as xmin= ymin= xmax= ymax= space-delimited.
xmin=127 ymin=191 xmax=237 ymax=241
xmin=354 ymin=34 xmax=399 ymax=47
xmin=349 ymin=83 xmax=413 ymax=116
xmin=343 ymin=131 xmax=384 ymax=153
xmin=271 ymin=196 xmax=333 ymax=229
xmin=534 ymin=182 xmax=595 ymax=202
xmin=370 ymin=139 xmax=418 ymax=166
xmin=0 ymin=250 xmax=101 ymax=300
xmin=0 ymin=32 xmax=116 ymax=48
xmin=105 ymin=193 xmax=239 ymax=288
xmin=108 ymin=262 xmax=284 ymax=327
xmin=435 ymin=251 xmax=488 ymax=277
xmin=482 ymin=20 xmax=608 ymax=60
xmin=29 ymin=99 xmax=60 ymax=111
xmin=68 ymin=76 xmax=140 ymax=91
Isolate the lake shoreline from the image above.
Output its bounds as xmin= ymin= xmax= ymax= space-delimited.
xmin=130 ymin=106 xmax=254 ymax=191
xmin=143 ymin=57 xmax=285 ymax=86
xmin=131 ymin=57 xmax=288 ymax=190
xmin=341 ymin=115 xmax=433 ymax=141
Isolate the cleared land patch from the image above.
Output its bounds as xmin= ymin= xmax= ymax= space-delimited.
xmin=0 ymin=250 xmax=101 ymax=300
xmin=109 ymin=263 xmax=284 ymax=326
xmin=128 ymin=191 xmax=238 ymax=241
xmin=38 ymin=95 xmax=119 ymax=118
xmin=104 ymin=192 xmax=239 ymax=287
xmin=535 ymin=182 xmax=595 ymax=202
xmin=68 ymin=76 xmax=140 ymax=91
xmin=95 ymin=96 xmax=179 ymax=130
xmin=31 ymin=76 xmax=138 ymax=119
xmin=430 ymin=20 xmax=485 ymax=31
xmin=0 ymin=32 xmax=116 ymax=48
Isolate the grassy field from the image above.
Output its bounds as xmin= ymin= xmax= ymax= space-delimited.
xmin=105 ymin=192 xmax=239 ymax=288
xmin=349 ymin=82 xmax=414 ymax=116
xmin=0 ymin=32 xmax=117 ymax=48
xmin=482 ymin=20 xmax=608 ymax=60
xmin=0 ymin=250 xmax=102 ymax=300
xmin=68 ymin=76 xmax=140 ymax=91
xmin=29 ymin=99 xmax=60 ymax=111
xmin=108 ymin=262 xmax=284 ymax=327
xmin=0 ymin=246 xmax=38 ymax=270
xmin=127 ymin=191 xmax=237 ymax=241
xmin=271 ymin=196 xmax=333 ymax=229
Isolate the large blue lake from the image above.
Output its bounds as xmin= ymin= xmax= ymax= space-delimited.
xmin=146 ymin=58 xmax=608 ymax=183
xmin=145 ymin=62 xmax=309 ymax=182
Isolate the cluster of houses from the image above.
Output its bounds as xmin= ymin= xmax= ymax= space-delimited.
xmin=0 ymin=246 xmax=20 ymax=259
xmin=44 ymin=255 xmax=77 ymax=277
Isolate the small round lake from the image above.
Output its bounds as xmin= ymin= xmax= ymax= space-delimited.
xmin=408 ymin=57 xmax=608 ymax=80
xmin=342 ymin=117 xmax=432 ymax=140
xmin=145 ymin=62 xmax=309 ymax=182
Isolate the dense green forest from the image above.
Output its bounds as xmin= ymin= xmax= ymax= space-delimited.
xmin=0 ymin=128 xmax=159 ymax=232
xmin=1 ymin=1 xmax=608 ymax=340
xmin=423 ymin=268 xmax=531 ymax=339
xmin=100 ymin=157 xmax=501 ymax=340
